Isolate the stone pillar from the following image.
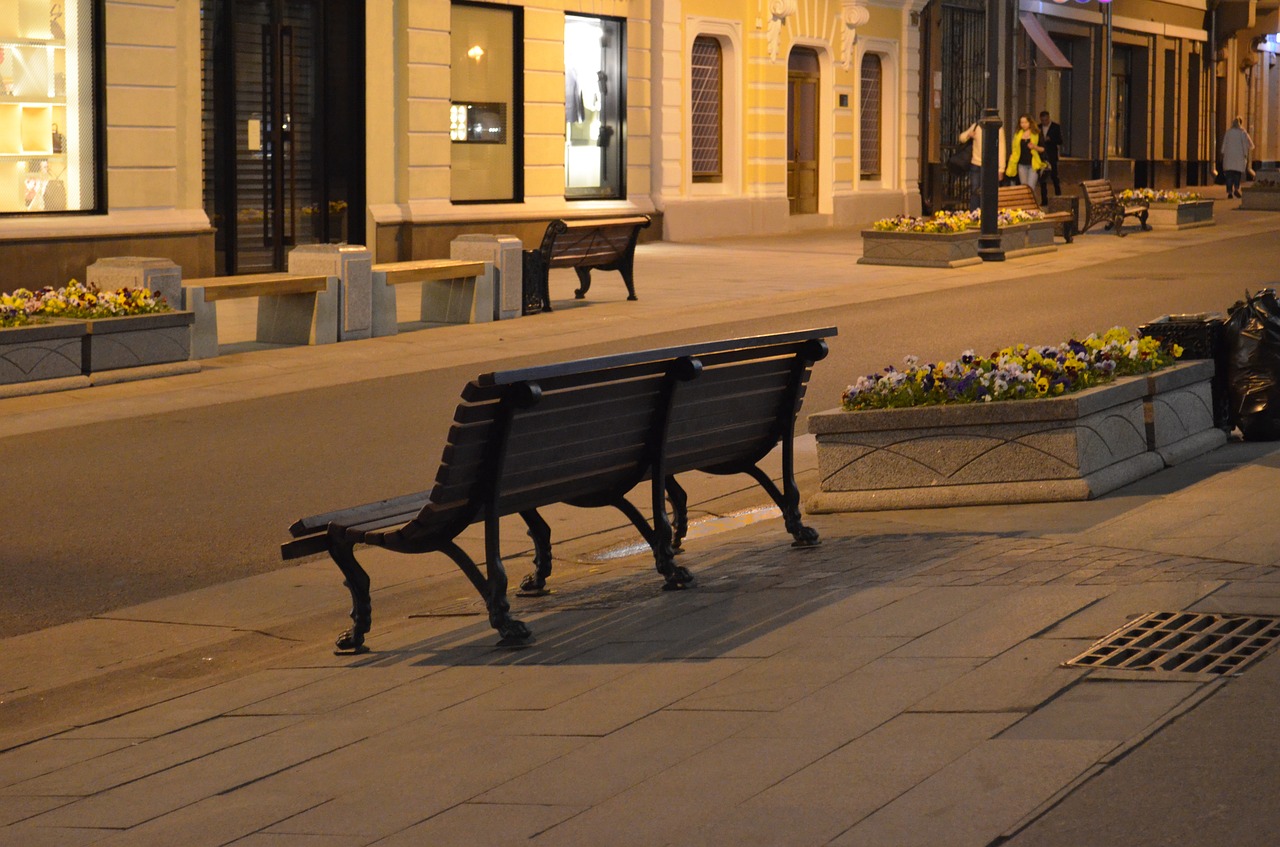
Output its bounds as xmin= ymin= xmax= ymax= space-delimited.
xmin=288 ymin=244 xmax=373 ymax=340
xmin=85 ymin=257 xmax=183 ymax=313
xmin=450 ymin=234 xmax=523 ymax=320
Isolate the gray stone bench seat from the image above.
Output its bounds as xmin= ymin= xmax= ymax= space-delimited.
xmin=369 ymin=258 xmax=490 ymax=335
xmin=181 ymin=272 xmax=338 ymax=358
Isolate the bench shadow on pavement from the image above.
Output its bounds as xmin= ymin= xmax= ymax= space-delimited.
xmin=340 ymin=529 xmax=986 ymax=669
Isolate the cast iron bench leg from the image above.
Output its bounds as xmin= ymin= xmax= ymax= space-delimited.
xmin=329 ymin=533 xmax=372 ymax=655
xmin=744 ymin=465 xmax=821 ymax=548
xmin=666 ymin=476 xmax=689 ymax=552
xmin=517 ymin=509 xmax=554 ymax=596
xmin=483 ymin=509 xmax=532 ymax=644
xmin=573 ymin=267 xmax=592 ymax=299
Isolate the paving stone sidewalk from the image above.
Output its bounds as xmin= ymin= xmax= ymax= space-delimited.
xmin=3 ymin=437 xmax=1280 ymax=846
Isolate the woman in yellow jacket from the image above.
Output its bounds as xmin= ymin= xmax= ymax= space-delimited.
xmin=1005 ymin=113 xmax=1045 ymax=194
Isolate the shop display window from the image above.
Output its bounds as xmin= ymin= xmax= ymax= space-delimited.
xmin=564 ymin=14 xmax=624 ymax=199
xmin=0 ymin=0 xmax=102 ymax=214
xmin=450 ymin=1 xmax=521 ymax=203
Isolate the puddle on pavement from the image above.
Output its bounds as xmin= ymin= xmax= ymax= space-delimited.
xmin=579 ymin=505 xmax=783 ymax=562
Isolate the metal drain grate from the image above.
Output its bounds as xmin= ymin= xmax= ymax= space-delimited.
xmin=1065 ymin=611 xmax=1280 ymax=676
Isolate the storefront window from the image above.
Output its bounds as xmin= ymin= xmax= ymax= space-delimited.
xmin=451 ymin=1 xmax=521 ymax=203
xmin=564 ymin=14 xmax=624 ymax=199
xmin=0 ymin=0 xmax=101 ymax=214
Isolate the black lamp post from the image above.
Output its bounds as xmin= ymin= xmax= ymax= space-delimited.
xmin=978 ymin=0 xmax=1004 ymax=261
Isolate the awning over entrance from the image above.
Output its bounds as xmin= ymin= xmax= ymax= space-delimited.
xmin=1019 ymin=12 xmax=1072 ymax=68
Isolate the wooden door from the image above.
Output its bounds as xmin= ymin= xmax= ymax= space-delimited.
xmin=788 ymin=48 xmax=819 ymax=215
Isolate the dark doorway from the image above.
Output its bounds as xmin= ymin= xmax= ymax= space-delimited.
xmin=202 ymin=0 xmax=366 ymax=275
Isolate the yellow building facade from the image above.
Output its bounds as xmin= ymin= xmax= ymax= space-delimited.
xmin=2 ymin=0 xmax=917 ymax=285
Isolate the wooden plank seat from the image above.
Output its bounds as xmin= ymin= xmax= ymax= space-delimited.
xmin=523 ymin=215 xmax=651 ymax=313
xmin=180 ymin=272 xmax=338 ymax=359
xmin=368 ymin=258 xmax=490 ymax=335
xmin=1079 ymin=179 xmax=1150 ymax=236
xmin=997 ymin=184 xmax=1075 ymax=243
xmin=281 ymin=327 xmax=836 ymax=652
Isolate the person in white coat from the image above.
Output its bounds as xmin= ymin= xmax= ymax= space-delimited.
xmin=959 ymin=121 xmax=1007 ymax=211
xmin=1221 ymin=116 xmax=1255 ymax=199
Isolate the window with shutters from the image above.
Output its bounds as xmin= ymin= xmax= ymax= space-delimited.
xmin=860 ymin=52 xmax=882 ymax=179
xmin=691 ymin=36 xmax=722 ymax=182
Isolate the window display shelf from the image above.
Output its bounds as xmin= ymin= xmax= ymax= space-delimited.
xmin=0 ymin=36 xmax=66 ymax=48
xmin=0 ymin=96 xmax=62 ymax=106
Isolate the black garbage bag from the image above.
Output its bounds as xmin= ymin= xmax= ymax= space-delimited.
xmin=1224 ymin=288 xmax=1280 ymax=440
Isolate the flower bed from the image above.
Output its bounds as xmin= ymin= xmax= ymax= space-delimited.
xmin=1117 ymin=189 xmax=1214 ymax=230
xmin=1240 ymin=180 xmax=1280 ymax=211
xmin=807 ymin=329 xmax=1224 ymax=511
xmin=859 ymin=209 xmax=1054 ymax=268
xmin=0 ymin=281 xmax=193 ymax=385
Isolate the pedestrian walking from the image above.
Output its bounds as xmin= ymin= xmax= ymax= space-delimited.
xmin=1221 ymin=116 xmax=1255 ymax=199
xmin=1005 ymin=114 xmax=1045 ymax=195
xmin=1037 ymin=110 xmax=1063 ymax=204
xmin=959 ymin=119 xmax=1007 ymax=211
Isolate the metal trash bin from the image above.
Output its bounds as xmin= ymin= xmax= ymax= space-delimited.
xmin=1139 ymin=313 xmax=1231 ymax=431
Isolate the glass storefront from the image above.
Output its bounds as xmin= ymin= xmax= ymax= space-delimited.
xmin=451 ymin=1 xmax=521 ymax=203
xmin=564 ymin=14 xmax=624 ymax=199
xmin=0 ymin=0 xmax=100 ymax=214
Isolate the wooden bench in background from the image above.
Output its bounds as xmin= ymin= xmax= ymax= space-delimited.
xmin=181 ymin=272 xmax=337 ymax=359
xmin=1080 ymin=179 xmax=1150 ymax=236
xmin=523 ymin=215 xmax=651 ymax=313
xmin=282 ymin=327 xmax=835 ymax=651
xmin=369 ymin=258 xmax=489 ymax=336
xmin=998 ymin=184 xmax=1076 ymax=243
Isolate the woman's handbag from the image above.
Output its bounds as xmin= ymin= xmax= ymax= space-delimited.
xmin=946 ymin=140 xmax=973 ymax=176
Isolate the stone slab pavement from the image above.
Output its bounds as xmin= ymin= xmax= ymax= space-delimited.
xmin=5 ymin=191 xmax=1280 ymax=844
xmin=2 ymin=433 xmax=1280 ymax=846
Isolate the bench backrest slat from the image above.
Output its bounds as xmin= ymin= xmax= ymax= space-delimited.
xmin=997 ymin=184 xmax=1040 ymax=212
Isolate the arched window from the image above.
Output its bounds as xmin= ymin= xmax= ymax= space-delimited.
xmin=691 ymin=36 xmax=723 ymax=182
xmin=860 ymin=53 xmax=882 ymax=179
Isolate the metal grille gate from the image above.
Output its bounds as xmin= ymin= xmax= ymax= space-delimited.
xmin=920 ymin=0 xmax=986 ymax=212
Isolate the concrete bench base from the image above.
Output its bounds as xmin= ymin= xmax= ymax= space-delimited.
xmin=183 ymin=276 xmax=338 ymax=359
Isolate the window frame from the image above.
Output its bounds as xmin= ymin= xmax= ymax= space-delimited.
xmin=0 ymin=0 xmax=107 ymax=217
xmin=449 ymin=0 xmax=524 ymax=205
xmin=690 ymin=35 xmax=723 ymax=183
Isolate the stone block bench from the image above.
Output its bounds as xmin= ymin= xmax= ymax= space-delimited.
xmin=369 ymin=259 xmax=490 ymax=336
xmin=181 ymin=272 xmax=337 ymax=359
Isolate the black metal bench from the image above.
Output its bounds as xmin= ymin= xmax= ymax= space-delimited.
xmin=523 ymin=215 xmax=651 ymax=313
xmin=281 ymin=328 xmax=835 ymax=651
xmin=1079 ymin=179 xmax=1150 ymax=236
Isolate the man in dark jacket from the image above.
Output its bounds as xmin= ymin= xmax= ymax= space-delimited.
xmin=1038 ymin=111 xmax=1063 ymax=205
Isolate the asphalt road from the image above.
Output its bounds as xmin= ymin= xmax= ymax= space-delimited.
xmin=2 ymin=230 xmax=1276 ymax=638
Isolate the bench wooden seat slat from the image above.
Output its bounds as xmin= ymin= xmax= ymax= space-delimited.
xmin=282 ymin=327 xmax=836 ymax=651
xmin=996 ymin=184 xmax=1075 ymax=243
xmin=183 ymin=273 xmax=331 ymax=301
xmin=373 ymin=260 xmax=487 ymax=286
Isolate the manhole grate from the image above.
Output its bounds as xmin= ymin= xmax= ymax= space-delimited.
xmin=1065 ymin=611 xmax=1280 ymax=676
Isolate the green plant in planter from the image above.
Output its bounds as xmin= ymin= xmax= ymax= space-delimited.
xmin=842 ymin=328 xmax=1181 ymax=410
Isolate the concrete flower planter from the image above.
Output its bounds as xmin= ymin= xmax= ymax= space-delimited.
xmin=858 ymin=229 xmax=980 ymax=268
xmin=83 ymin=311 xmax=195 ymax=373
xmin=1145 ymin=200 xmax=1214 ymax=230
xmin=1146 ymin=360 xmax=1227 ymax=464
xmin=807 ymin=360 xmax=1223 ymax=512
xmin=1004 ymin=221 xmax=1057 ymax=257
xmin=0 ymin=320 xmax=87 ymax=386
xmin=1239 ymin=188 xmax=1280 ymax=211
